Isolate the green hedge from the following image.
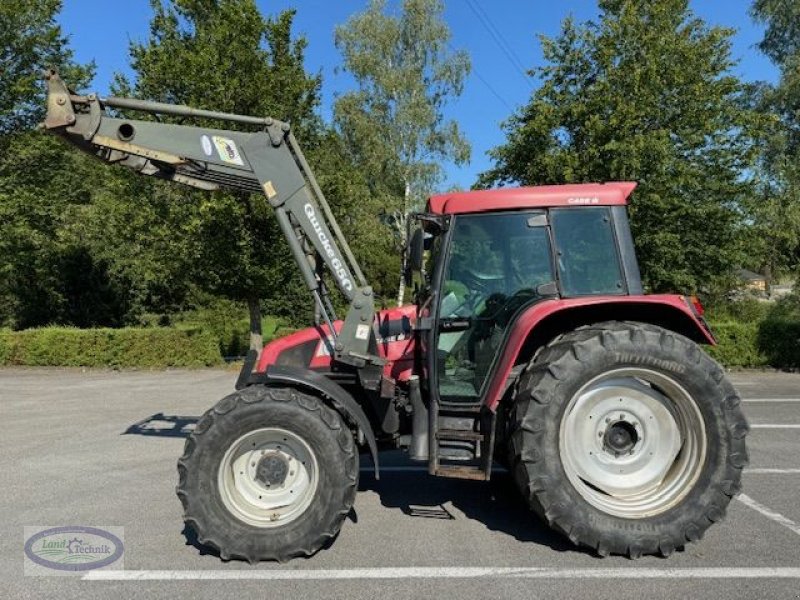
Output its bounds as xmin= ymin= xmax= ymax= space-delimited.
xmin=706 ymin=321 xmax=769 ymax=368
xmin=705 ymin=296 xmax=800 ymax=369
xmin=0 ymin=327 xmax=222 ymax=368
xmin=1 ymin=316 xmax=796 ymax=370
xmin=705 ymin=298 xmax=772 ymax=324
xmin=171 ymin=308 xmax=281 ymax=358
xmin=758 ymin=318 xmax=800 ymax=369
xmin=706 ymin=318 xmax=800 ymax=369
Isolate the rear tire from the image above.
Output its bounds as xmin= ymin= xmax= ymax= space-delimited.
xmin=177 ymin=385 xmax=358 ymax=563
xmin=508 ymin=321 xmax=748 ymax=558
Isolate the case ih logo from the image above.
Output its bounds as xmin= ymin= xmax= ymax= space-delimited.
xmin=567 ymin=196 xmax=600 ymax=205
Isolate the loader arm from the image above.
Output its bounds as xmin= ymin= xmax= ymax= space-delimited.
xmin=42 ymin=70 xmax=381 ymax=374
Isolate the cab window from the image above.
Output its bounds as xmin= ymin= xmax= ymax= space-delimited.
xmin=551 ymin=207 xmax=624 ymax=296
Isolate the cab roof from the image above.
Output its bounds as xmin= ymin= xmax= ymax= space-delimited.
xmin=427 ymin=182 xmax=637 ymax=215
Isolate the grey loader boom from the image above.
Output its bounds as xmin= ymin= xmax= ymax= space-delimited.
xmin=42 ymin=70 xmax=380 ymax=374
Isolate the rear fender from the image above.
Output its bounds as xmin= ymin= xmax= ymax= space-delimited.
xmin=242 ymin=364 xmax=379 ymax=479
xmin=483 ymin=294 xmax=715 ymax=412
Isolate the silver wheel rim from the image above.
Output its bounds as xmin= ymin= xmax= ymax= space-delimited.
xmin=217 ymin=427 xmax=319 ymax=527
xmin=559 ymin=368 xmax=706 ymax=518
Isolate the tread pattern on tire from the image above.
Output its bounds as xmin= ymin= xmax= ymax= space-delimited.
xmin=176 ymin=385 xmax=358 ymax=563
xmin=508 ymin=320 xmax=749 ymax=558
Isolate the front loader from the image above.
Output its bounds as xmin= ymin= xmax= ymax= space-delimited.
xmin=43 ymin=71 xmax=748 ymax=561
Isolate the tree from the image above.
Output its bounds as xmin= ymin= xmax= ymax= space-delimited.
xmin=0 ymin=0 xmax=99 ymax=328
xmin=115 ymin=0 xmax=325 ymax=350
xmin=73 ymin=171 xmax=198 ymax=322
xmin=303 ymin=129 xmax=399 ymax=313
xmin=479 ymin=0 xmax=762 ymax=297
xmin=751 ymin=0 xmax=800 ymax=66
xmin=0 ymin=0 xmax=92 ymax=136
xmin=334 ymin=0 xmax=471 ymax=305
xmin=748 ymin=0 xmax=800 ymax=286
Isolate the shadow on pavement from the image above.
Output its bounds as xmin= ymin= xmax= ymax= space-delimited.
xmin=134 ymin=423 xmax=588 ymax=558
xmin=182 ymin=523 xmax=221 ymax=559
xmin=358 ymin=465 xmax=578 ymax=555
xmin=181 ymin=468 xmax=583 ymax=562
xmin=123 ymin=412 xmax=198 ymax=438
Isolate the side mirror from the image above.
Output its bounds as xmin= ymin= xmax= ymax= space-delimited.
xmin=404 ymin=227 xmax=425 ymax=287
xmin=408 ymin=227 xmax=425 ymax=272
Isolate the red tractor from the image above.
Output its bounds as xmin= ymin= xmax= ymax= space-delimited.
xmin=44 ymin=71 xmax=748 ymax=562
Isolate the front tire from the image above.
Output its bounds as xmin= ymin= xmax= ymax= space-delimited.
xmin=177 ymin=385 xmax=358 ymax=563
xmin=508 ymin=321 xmax=748 ymax=557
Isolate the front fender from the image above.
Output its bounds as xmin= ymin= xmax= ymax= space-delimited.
xmin=242 ymin=364 xmax=379 ymax=479
xmin=483 ymin=294 xmax=714 ymax=412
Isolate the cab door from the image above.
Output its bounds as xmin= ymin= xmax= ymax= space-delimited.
xmin=433 ymin=211 xmax=554 ymax=403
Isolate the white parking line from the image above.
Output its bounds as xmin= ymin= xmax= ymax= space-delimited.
xmin=742 ymin=398 xmax=800 ymax=403
xmin=737 ymin=494 xmax=800 ymax=537
xmin=745 ymin=468 xmax=800 ymax=474
xmin=83 ymin=567 xmax=800 ymax=581
xmin=749 ymin=424 xmax=800 ymax=429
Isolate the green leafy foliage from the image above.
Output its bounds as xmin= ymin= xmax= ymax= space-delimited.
xmin=274 ymin=326 xmax=300 ymax=338
xmin=334 ymin=0 xmax=470 ymax=197
xmin=0 ymin=0 xmax=101 ymax=328
xmin=757 ymin=318 xmax=800 ymax=369
xmin=751 ymin=0 xmax=800 ymax=65
xmin=705 ymin=321 xmax=769 ymax=368
xmin=747 ymin=0 xmax=800 ymax=283
xmin=3 ymin=0 xmax=799 ymax=372
xmin=0 ymin=0 xmax=93 ymax=136
xmin=705 ymin=295 xmax=800 ymax=369
xmin=766 ymin=293 xmax=800 ymax=321
xmin=0 ymin=327 xmax=222 ymax=367
xmin=706 ymin=297 xmax=772 ymax=323
xmin=74 ymin=172 xmax=197 ymax=321
xmin=107 ymin=0 xmax=399 ymax=334
xmin=757 ymin=294 xmax=800 ymax=368
xmin=302 ymin=129 xmax=399 ymax=313
xmin=478 ymin=0 xmax=762 ymax=297
xmin=0 ymin=1 xmax=399 ymax=343
xmin=334 ymin=0 xmax=470 ymax=303
xmin=109 ymin=1 xmax=326 ymax=347
xmin=167 ymin=296 xmax=281 ymax=357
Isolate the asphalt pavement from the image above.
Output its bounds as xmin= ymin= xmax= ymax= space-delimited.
xmin=2 ymin=368 xmax=799 ymax=599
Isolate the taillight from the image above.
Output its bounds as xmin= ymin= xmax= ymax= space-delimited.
xmin=688 ymin=295 xmax=705 ymax=317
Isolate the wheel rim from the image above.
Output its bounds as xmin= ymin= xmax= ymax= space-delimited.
xmin=559 ymin=368 xmax=707 ymax=518
xmin=217 ymin=427 xmax=319 ymax=527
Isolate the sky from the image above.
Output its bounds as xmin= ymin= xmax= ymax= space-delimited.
xmin=58 ymin=0 xmax=779 ymax=191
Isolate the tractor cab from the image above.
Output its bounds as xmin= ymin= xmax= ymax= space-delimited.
xmin=409 ymin=182 xmax=643 ymax=405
